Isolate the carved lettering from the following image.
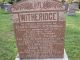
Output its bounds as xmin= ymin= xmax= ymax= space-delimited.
xmin=19 ymin=12 xmax=57 ymax=22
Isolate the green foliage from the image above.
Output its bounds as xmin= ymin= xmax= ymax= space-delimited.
xmin=0 ymin=0 xmax=9 ymax=3
xmin=0 ymin=0 xmax=20 ymax=3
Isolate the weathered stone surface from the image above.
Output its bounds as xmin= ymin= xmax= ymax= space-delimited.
xmin=15 ymin=50 xmax=68 ymax=60
xmin=11 ymin=0 xmax=65 ymax=59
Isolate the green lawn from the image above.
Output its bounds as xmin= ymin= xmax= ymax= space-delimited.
xmin=65 ymin=12 xmax=80 ymax=60
xmin=0 ymin=9 xmax=17 ymax=60
xmin=0 ymin=9 xmax=80 ymax=60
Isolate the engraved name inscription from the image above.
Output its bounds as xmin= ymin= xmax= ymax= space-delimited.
xmin=19 ymin=12 xmax=57 ymax=22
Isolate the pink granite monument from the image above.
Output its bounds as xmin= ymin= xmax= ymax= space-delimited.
xmin=11 ymin=0 xmax=66 ymax=59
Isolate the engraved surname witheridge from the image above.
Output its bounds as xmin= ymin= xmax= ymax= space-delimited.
xmin=19 ymin=12 xmax=57 ymax=22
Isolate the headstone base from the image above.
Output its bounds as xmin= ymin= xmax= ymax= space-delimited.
xmin=15 ymin=49 xmax=68 ymax=60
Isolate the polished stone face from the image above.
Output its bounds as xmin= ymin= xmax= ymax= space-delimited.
xmin=12 ymin=0 xmax=66 ymax=59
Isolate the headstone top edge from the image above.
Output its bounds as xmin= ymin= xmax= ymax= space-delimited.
xmin=12 ymin=0 xmax=62 ymax=6
xmin=11 ymin=0 xmax=65 ymax=12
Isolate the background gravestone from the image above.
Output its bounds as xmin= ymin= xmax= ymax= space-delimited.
xmin=4 ymin=3 xmax=12 ymax=12
xmin=11 ymin=0 xmax=66 ymax=59
xmin=67 ymin=0 xmax=79 ymax=16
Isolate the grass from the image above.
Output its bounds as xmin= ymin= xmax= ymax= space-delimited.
xmin=0 ymin=9 xmax=80 ymax=60
xmin=65 ymin=12 xmax=80 ymax=60
xmin=0 ymin=9 xmax=17 ymax=60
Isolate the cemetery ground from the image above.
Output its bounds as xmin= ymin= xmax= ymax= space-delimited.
xmin=0 ymin=9 xmax=80 ymax=60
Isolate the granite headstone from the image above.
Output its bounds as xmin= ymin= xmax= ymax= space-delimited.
xmin=11 ymin=0 xmax=66 ymax=59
